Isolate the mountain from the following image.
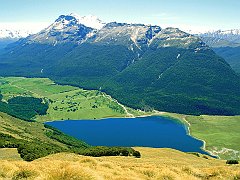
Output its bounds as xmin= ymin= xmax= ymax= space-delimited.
xmin=68 ymin=13 xmax=106 ymax=29
xmin=25 ymin=14 xmax=94 ymax=45
xmin=198 ymin=29 xmax=240 ymax=73
xmin=0 ymin=29 xmax=31 ymax=39
xmin=1 ymin=14 xmax=240 ymax=115
xmin=198 ymin=29 xmax=240 ymax=47
xmin=0 ymin=29 xmax=31 ymax=50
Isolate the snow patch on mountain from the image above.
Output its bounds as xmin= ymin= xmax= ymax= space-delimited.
xmin=197 ymin=29 xmax=240 ymax=47
xmin=0 ymin=29 xmax=31 ymax=39
xmin=69 ymin=13 xmax=105 ymax=30
xmin=61 ymin=13 xmax=105 ymax=30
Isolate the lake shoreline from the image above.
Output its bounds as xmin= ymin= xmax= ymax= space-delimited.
xmin=45 ymin=115 xmax=209 ymax=155
xmin=175 ymin=115 xmax=219 ymax=159
xmin=42 ymin=110 xmax=216 ymax=158
xmin=134 ymin=111 xmax=218 ymax=158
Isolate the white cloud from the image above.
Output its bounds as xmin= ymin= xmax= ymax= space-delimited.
xmin=0 ymin=22 xmax=50 ymax=33
xmin=141 ymin=13 xmax=218 ymax=33
xmin=160 ymin=23 xmax=216 ymax=34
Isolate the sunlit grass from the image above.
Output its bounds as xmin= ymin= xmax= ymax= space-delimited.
xmin=0 ymin=148 xmax=239 ymax=179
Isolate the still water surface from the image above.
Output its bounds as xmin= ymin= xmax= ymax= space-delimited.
xmin=46 ymin=116 xmax=208 ymax=154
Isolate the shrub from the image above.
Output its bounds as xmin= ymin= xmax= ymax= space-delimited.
xmin=133 ymin=150 xmax=141 ymax=158
xmin=226 ymin=160 xmax=239 ymax=164
xmin=75 ymin=146 xmax=141 ymax=158
xmin=17 ymin=142 xmax=65 ymax=161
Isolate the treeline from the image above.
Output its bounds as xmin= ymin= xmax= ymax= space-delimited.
xmin=75 ymin=146 xmax=141 ymax=158
xmin=0 ymin=133 xmax=65 ymax=161
xmin=0 ymin=95 xmax=48 ymax=121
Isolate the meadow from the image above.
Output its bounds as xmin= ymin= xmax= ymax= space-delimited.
xmin=162 ymin=113 xmax=240 ymax=160
xmin=0 ymin=77 xmax=145 ymax=122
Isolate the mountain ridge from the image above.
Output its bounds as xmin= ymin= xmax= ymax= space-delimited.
xmin=197 ymin=29 xmax=240 ymax=47
xmin=1 ymin=14 xmax=240 ymax=115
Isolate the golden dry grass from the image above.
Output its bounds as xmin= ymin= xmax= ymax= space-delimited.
xmin=0 ymin=147 xmax=239 ymax=180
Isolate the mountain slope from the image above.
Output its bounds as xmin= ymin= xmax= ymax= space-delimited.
xmin=104 ymin=47 xmax=240 ymax=115
xmin=1 ymin=14 xmax=240 ymax=115
xmin=0 ymin=38 xmax=18 ymax=50
xmin=0 ymin=112 xmax=89 ymax=161
xmin=213 ymin=46 xmax=240 ymax=73
xmin=0 ymin=29 xmax=31 ymax=50
xmin=198 ymin=29 xmax=240 ymax=73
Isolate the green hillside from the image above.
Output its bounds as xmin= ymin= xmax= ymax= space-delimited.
xmin=0 ymin=77 xmax=145 ymax=122
xmin=1 ymin=27 xmax=240 ymax=116
xmin=0 ymin=112 xmax=88 ymax=161
xmin=213 ymin=47 xmax=240 ymax=74
xmin=103 ymin=48 xmax=240 ymax=115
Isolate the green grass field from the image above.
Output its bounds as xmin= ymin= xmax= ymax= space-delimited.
xmin=162 ymin=113 xmax=240 ymax=160
xmin=185 ymin=115 xmax=240 ymax=160
xmin=0 ymin=77 xmax=145 ymax=122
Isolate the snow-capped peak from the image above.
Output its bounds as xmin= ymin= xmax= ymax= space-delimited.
xmin=0 ymin=29 xmax=31 ymax=39
xmin=68 ymin=13 xmax=81 ymax=20
xmin=68 ymin=13 xmax=105 ymax=30
xmin=216 ymin=29 xmax=240 ymax=35
xmin=196 ymin=29 xmax=240 ymax=36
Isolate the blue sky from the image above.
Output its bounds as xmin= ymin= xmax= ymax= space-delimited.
xmin=0 ymin=0 xmax=239 ymax=32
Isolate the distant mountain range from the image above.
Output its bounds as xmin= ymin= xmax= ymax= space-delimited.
xmin=197 ymin=29 xmax=240 ymax=47
xmin=197 ymin=29 xmax=240 ymax=73
xmin=0 ymin=29 xmax=32 ymax=49
xmin=0 ymin=29 xmax=31 ymax=39
xmin=1 ymin=14 xmax=240 ymax=115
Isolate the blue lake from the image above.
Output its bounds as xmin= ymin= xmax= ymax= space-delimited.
xmin=46 ymin=116 xmax=208 ymax=154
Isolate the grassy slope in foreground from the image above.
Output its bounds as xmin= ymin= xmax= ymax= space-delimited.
xmin=0 ymin=112 xmax=140 ymax=161
xmin=162 ymin=113 xmax=240 ymax=160
xmin=0 ymin=112 xmax=85 ymax=161
xmin=0 ymin=148 xmax=239 ymax=180
xmin=0 ymin=77 xmax=146 ymax=122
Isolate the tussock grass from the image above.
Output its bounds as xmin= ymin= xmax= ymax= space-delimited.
xmin=45 ymin=164 xmax=94 ymax=180
xmin=0 ymin=147 xmax=239 ymax=180
xmin=12 ymin=168 xmax=37 ymax=180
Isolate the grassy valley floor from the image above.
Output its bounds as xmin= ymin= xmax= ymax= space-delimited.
xmin=162 ymin=113 xmax=240 ymax=160
xmin=0 ymin=77 xmax=146 ymax=122
xmin=0 ymin=147 xmax=239 ymax=180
